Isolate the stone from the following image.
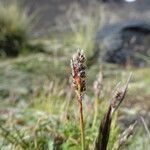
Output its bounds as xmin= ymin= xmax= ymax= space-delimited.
xmin=92 ymin=20 xmax=150 ymax=66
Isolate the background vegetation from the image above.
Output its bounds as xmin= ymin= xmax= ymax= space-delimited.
xmin=0 ymin=0 xmax=150 ymax=150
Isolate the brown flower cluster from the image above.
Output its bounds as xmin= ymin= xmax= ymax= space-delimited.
xmin=71 ymin=50 xmax=86 ymax=94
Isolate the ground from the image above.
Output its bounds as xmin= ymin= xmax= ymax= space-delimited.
xmin=0 ymin=52 xmax=149 ymax=149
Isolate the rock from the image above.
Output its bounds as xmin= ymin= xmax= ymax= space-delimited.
xmin=92 ymin=20 xmax=150 ymax=66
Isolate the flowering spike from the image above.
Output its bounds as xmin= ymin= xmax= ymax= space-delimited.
xmin=71 ymin=49 xmax=86 ymax=150
xmin=71 ymin=49 xmax=86 ymax=94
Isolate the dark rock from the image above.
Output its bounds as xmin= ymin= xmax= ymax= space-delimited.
xmin=92 ymin=20 xmax=150 ymax=66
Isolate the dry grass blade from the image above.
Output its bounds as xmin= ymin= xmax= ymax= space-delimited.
xmin=140 ymin=116 xmax=150 ymax=140
xmin=94 ymin=74 xmax=132 ymax=150
xmin=94 ymin=105 xmax=112 ymax=150
xmin=112 ymin=121 xmax=137 ymax=150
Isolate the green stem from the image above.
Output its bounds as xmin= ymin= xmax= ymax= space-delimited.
xmin=92 ymin=96 xmax=98 ymax=129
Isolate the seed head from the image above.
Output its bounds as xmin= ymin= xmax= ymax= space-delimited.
xmin=111 ymin=88 xmax=125 ymax=109
xmin=111 ymin=73 xmax=132 ymax=113
xmin=71 ymin=50 xmax=86 ymax=94
xmin=112 ymin=121 xmax=137 ymax=150
xmin=93 ymin=67 xmax=103 ymax=97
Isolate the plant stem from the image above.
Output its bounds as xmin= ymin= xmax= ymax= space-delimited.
xmin=92 ymin=96 xmax=98 ymax=129
xmin=78 ymin=95 xmax=85 ymax=150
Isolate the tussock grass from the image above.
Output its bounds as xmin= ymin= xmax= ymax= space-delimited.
xmin=0 ymin=0 xmax=35 ymax=56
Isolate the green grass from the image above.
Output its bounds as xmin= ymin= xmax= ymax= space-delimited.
xmin=0 ymin=53 xmax=149 ymax=149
